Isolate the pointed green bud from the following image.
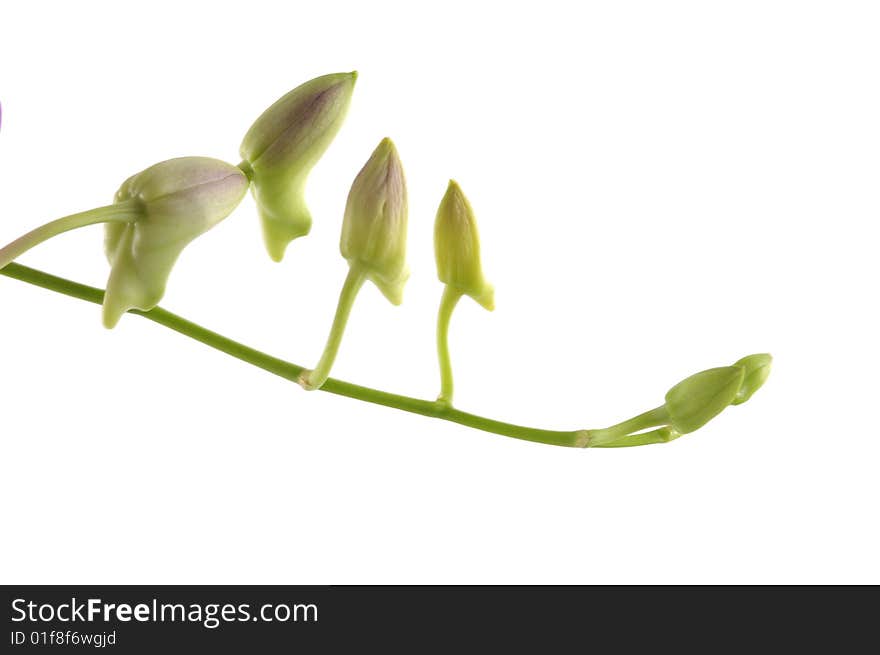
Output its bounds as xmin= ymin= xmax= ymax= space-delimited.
xmin=434 ymin=180 xmax=494 ymax=311
xmin=664 ymin=365 xmax=745 ymax=434
xmin=240 ymin=71 xmax=357 ymax=262
xmin=731 ymin=353 xmax=772 ymax=405
xmin=103 ymin=157 xmax=248 ymax=328
xmin=340 ymin=137 xmax=408 ymax=304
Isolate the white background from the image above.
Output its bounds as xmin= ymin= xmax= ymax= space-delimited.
xmin=1 ymin=1 xmax=878 ymax=584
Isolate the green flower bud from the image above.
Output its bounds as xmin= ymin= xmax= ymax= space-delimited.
xmin=340 ymin=137 xmax=408 ymax=305
xmin=103 ymin=157 xmax=248 ymax=328
xmin=731 ymin=353 xmax=772 ymax=405
xmin=664 ymin=365 xmax=745 ymax=434
xmin=240 ymin=71 xmax=357 ymax=262
xmin=434 ymin=180 xmax=494 ymax=310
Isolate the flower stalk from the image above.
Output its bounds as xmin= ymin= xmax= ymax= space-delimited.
xmin=0 ymin=203 xmax=140 ymax=270
xmin=0 ymin=262 xmax=769 ymax=449
xmin=435 ymin=286 xmax=462 ymax=405
xmin=299 ymin=265 xmax=366 ymax=391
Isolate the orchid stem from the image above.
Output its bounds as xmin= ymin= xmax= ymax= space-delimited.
xmin=585 ymin=406 xmax=671 ymax=447
xmin=0 ymin=262 xmax=589 ymax=448
xmin=299 ymin=264 xmax=366 ymax=390
xmin=0 ymin=202 xmax=139 ymax=269
xmin=436 ymin=286 xmax=461 ymax=406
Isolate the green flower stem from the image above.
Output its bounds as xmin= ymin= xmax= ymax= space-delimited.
xmin=299 ymin=265 xmax=366 ymax=390
xmin=1 ymin=262 xmax=586 ymax=447
xmin=588 ymin=426 xmax=680 ymax=448
xmin=585 ymin=405 xmax=671 ymax=447
xmin=0 ymin=202 xmax=139 ymax=269
xmin=436 ymin=286 xmax=462 ymax=405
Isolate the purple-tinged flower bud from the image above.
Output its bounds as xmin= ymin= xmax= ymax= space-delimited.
xmin=103 ymin=157 xmax=248 ymax=327
xmin=340 ymin=137 xmax=409 ymax=304
xmin=240 ymin=72 xmax=357 ymax=262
